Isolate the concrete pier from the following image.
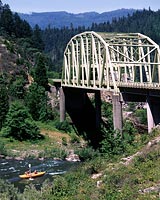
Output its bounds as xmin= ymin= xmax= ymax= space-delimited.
xmin=112 ymin=93 xmax=123 ymax=132
xmin=146 ymin=96 xmax=160 ymax=133
xmin=59 ymin=87 xmax=65 ymax=122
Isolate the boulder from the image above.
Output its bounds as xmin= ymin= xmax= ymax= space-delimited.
xmin=65 ymin=150 xmax=80 ymax=162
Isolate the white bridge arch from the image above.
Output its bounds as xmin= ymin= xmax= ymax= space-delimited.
xmin=62 ymin=31 xmax=160 ymax=92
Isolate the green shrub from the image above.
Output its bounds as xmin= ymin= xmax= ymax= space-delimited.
xmin=16 ymin=57 xmax=24 ymax=65
xmin=54 ymin=120 xmax=72 ymax=133
xmin=122 ymin=120 xmax=136 ymax=144
xmin=127 ymin=102 xmax=136 ymax=111
xmin=75 ymin=147 xmax=100 ymax=161
xmin=100 ymin=129 xmax=125 ymax=157
xmin=1 ymin=101 xmax=41 ymax=141
xmin=52 ymin=176 xmax=70 ymax=198
xmin=0 ymin=179 xmax=18 ymax=199
xmin=134 ymin=109 xmax=147 ymax=124
xmin=19 ymin=184 xmax=41 ymax=200
xmin=4 ymin=40 xmax=14 ymax=53
xmin=47 ymin=71 xmax=60 ymax=79
xmin=70 ymin=133 xmax=80 ymax=144
xmin=0 ymin=141 xmax=6 ymax=155
xmin=62 ymin=137 xmax=67 ymax=146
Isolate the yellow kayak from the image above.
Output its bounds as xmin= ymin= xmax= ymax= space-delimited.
xmin=19 ymin=171 xmax=45 ymax=179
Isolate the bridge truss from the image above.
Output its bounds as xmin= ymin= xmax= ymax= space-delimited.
xmin=62 ymin=31 xmax=160 ymax=92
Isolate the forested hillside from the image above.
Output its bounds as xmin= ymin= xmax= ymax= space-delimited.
xmin=40 ymin=8 xmax=160 ymax=74
xmin=0 ymin=1 xmax=57 ymax=141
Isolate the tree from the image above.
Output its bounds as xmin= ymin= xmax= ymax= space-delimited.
xmin=24 ymin=82 xmax=53 ymax=121
xmin=1 ymin=101 xmax=41 ymax=141
xmin=9 ymin=76 xmax=27 ymax=100
xmin=34 ymin=53 xmax=48 ymax=90
xmin=32 ymin=24 xmax=44 ymax=51
xmin=0 ymin=75 xmax=9 ymax=130
xmin=0 ymin=4 xmax=14 ymax=36
xmin=101 ymin=101 xmax=113 ymax=129
xmin=0 ymin=0 xmax=3 ymax=13
xmin=13 ymin=13 xmax=32 ymax=38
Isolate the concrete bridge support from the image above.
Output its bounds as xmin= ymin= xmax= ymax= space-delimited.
xmin=59 ymin=87 xmax=123 ymax=134
xmin=59 ymin=87 xmax=103 ymax=147
xmin=60 ymin=87 xmax=65 ymax=122
xmin=146 ymin=97 xmax=160 ymax=133
xmin=112 ymin=93 xmax=123 ymax=132
xmin=59 ymin=87 xmax=101 ymax=129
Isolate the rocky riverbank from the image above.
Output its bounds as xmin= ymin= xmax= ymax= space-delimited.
xmin=0 ymin=129 xmax=83 ymax=162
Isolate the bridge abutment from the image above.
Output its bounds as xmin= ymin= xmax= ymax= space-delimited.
xmin=59 ymin=87 xmax=102 ymax=129
xmin=60 ymin=87 xmax=66 ymax=122
xmin=147 ymin=97 xmax=160 ymax=133
xmin=112 ymin=93 xmax=123 ymax=132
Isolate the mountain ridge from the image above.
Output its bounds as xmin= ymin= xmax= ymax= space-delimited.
xmin=18 ymin=8 xmax=137 ymax=29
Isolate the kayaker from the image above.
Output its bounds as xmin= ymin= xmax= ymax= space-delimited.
xmin=25 ymin=170 xmax=30 ymax=175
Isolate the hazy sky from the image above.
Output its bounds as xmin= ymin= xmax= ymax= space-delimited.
xmin=2 ymin=0 xmax=160 ymax=13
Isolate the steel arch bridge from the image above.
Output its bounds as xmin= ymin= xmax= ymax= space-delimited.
xmin=62 ymin=31 xmax=160 ymax=93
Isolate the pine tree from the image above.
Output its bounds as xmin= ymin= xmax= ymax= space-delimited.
xmin=32 ymin=24 xmax=44 ymax=51
xmin=0 ymin=4 xmax=14 ymax=36
xmin=13 ymin=13 xmax=32 ymax=38
xmin=34 ymin=53 xmax=48 ymax=90
xmin=0 ymin=75 xmax=9 ymax=130
xmin=25 ymin=82 xmax=49 ymax=121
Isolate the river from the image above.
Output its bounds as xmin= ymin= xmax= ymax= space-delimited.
xmin=0 ymin=158 xmax=79 ymax=192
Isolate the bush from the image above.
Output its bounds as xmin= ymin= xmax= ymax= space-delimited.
xmin=1 ymin=101 xmax=41 ymax=141
xmin=62 ymin=137 xmax=67 ymax=146
xmin=134 ymin=109 xmax=147 ymax=125
xmin=122 ymin=120 xmax=136 ymax=144
xmin=0 ymin=179 xmax=18 ymax=199
xmin=0 ymin=141 xmax=6 ymax=155
xmin=101 ymin=119 xmax=139 ymax=157
xmin=69 ymin=133 xmax=80 ymax=144
xmin=127 ymin=102 xmax=136 ymax=111
xmin=54 ymin=120 xmax=72 ymax=133
xmin=75 ymin=147 xmax=100 ymax=161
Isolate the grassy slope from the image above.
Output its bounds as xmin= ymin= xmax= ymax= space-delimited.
xmin=55 ymin=131 xmax=160 ymax=199
xmin=1 ymin=125 xmax=160 ymax=198
xmin=2 ymin=128 xmax=72 ymax=159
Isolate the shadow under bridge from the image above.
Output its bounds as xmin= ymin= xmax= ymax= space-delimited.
xmin=60 ymin=87 xmax=104 ymax=148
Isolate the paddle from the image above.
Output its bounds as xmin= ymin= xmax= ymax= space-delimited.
xmin=28 ymin=164 xmax=34 ymax=180
xmin=28 ymin=164 xmax=31 ymax=172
